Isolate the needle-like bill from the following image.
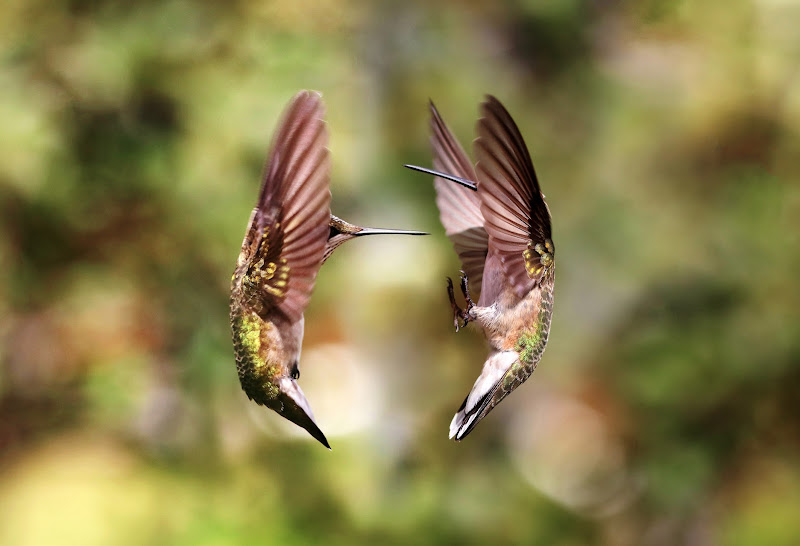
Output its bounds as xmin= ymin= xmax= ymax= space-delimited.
xmin=403 ymin=164 xmax=478 ymax=191
xmin=354 ymin=228 xmax=429 ymax=236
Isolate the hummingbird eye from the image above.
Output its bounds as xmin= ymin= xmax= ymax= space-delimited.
xmin=290 ymin=362 xmax=300 ymax=380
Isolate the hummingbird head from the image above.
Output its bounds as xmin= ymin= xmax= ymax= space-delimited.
xmin=323 ymin=215 xmax=362 ymax=261
xmin=322 ymin=214 xmax=428 ymax=263
xmin=274 ymin=377 xmax=331 ymax=449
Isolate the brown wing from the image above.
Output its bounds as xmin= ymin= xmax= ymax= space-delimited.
xmin=241 ymin=90 xmax=332 ymax=323
xmin=474 ymin=95 xmax=552 ymax=299
xmin=430 ymin=101 xmax=488 ymax=299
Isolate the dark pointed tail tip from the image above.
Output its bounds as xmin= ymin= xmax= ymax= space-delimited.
xmin=403 ymin=164 xmax=478 ymax=191
xmin=278 ymin=391 xmax=332 ymax=450
xmin=287 ymin=409 xmax=331 ymax=449
xmin=306 ymin=420 xmax=332 ymax=450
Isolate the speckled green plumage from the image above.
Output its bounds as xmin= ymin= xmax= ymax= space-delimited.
xmin=230 ymin=305 xmax=280 ymax=404
xmin=502 ymin=276 xmax=555 ymax=393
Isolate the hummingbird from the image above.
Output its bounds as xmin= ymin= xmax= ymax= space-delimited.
xmin=230 ymin=90 xmax=426 ymax=449
xmin=405 ymin=96 xmax=555 ymax=441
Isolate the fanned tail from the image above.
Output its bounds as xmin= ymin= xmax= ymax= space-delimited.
xmin=449 ymin=351 xmax=519 ymax=441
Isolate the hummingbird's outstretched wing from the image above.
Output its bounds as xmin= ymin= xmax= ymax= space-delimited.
xmin=429 ymin=101 xmax=489 ymax=301
xmin=241 ymin=90 xmax=332 ymax=323
xmin=475 ymin=95 xmax=552 ymax=300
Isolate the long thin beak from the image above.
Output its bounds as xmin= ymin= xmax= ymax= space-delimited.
xmin=353 ymin=227 xmax=428 ymax=237
xmin=404 ymin=164 xmax=478 ymax=191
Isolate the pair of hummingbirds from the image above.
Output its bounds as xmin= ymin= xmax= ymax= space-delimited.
xmin=230 ymin=90 xmax=554 ymax=448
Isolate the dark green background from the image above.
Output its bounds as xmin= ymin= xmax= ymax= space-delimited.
xmin=1 ymin=1 xmax=799 ymax=544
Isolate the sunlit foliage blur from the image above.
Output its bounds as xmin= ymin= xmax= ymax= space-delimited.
xmin=1 ymin=1 xmax=799 ymax=545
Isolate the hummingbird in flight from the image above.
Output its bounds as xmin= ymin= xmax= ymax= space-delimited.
xmin=230 ymin=90 xmax=426 ymax=448
xmin=406 ymin=96 xmax=555 ymax=441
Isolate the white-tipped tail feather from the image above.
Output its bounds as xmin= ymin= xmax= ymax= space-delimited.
xmin=449 ymin=351 xmax=519 ymax=440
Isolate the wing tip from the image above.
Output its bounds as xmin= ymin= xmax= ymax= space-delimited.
xmin=293 ymin=88 xmax=324 ymax=103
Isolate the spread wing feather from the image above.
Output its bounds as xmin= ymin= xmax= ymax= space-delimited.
xmin=430 ymin=101 xmax=488 ymax=300
xmin=475 ymin=96 xmax=552 ymax=299
xmin=241 ymin=90 xmax=332 ymax=323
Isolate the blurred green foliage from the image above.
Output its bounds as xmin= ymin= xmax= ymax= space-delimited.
xmin=1 ymin=0 xmax=799 ymax=545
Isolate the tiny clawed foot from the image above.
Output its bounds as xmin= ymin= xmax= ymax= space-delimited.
xmin=459 ymin=270 xmax=475 ymax=325
xmin=459 ymin=270 xmax=474 ymax=309
xmin=447 ymin=277 xmax=466 ymax=332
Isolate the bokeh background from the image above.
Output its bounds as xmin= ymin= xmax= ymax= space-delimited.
xmin=1 ymin=1 xmax=799 ymax=544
